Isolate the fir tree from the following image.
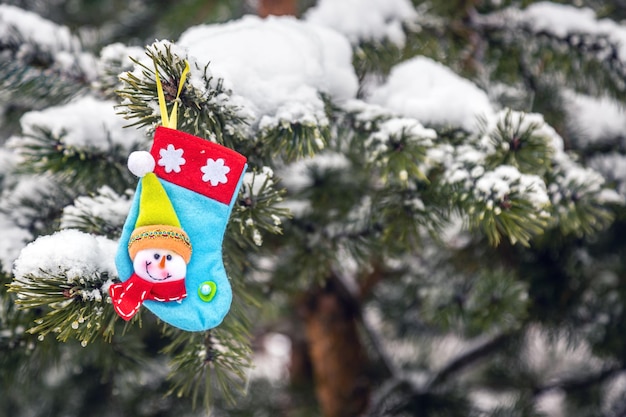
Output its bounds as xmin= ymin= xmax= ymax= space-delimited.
xmin=2 ymin=1 xmax=626 ymax=417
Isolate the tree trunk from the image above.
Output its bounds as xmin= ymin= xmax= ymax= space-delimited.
xmin=301 ymin=280 xmax=370 ymax=417
xmin=257 ymin=0 xmax=297 ymax=17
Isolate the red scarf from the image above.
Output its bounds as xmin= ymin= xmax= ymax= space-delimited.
xmin=109 ymin=273 xmax=186 ymax=320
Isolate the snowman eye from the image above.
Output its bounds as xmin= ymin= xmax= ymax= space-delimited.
xmin=153 ymin=254 xmax=160 ymax=260
xmin=166 ymin=254 xmax=172 ymax=261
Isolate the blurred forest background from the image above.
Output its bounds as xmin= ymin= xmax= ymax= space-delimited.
xmin=2 ymin=0 xmax=626 ymax=416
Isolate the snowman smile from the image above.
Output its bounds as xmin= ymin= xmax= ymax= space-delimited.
xmin=144 ymin=261 xmax=172 ymax=281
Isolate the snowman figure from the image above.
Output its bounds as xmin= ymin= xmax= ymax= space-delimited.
xmin=133 ymin=249 xmax=187 ymax=288
xmin=109 ymin=164 xmax=192 ymax=321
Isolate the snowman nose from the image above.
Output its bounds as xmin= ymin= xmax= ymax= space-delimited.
xmin=159 ymin=255 xmax=167 ymax=269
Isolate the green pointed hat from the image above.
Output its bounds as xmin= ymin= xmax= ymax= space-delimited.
xmin=128 ymin=172 xmax=192 ymax=263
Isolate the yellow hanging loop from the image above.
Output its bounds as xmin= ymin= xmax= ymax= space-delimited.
xmin=154 ymin=59 xmax=190 ymax=130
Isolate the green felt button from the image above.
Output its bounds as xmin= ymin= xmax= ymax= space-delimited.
xmin=198 ymin=281 xmax=217 ymax=302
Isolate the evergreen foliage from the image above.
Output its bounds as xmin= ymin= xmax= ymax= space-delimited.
xmin=1 ymin=1 xmax=626 ymax=416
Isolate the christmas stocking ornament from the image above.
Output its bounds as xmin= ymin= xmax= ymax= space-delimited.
xmin=112 ymin=61 xmax=247 ymax=331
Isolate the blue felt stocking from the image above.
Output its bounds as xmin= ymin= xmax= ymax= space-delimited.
xmin=114 ymin=127 xmax=247 ymax=331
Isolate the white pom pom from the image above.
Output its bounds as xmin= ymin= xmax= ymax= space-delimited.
xmin=128 ymin=151 xmax=155 ymax=177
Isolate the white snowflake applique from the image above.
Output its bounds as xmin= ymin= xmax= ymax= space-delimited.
xmin=201 ymin=158 xmax=230 ymax=186
xmin=158 ymin=144 xmax=186 ymax=173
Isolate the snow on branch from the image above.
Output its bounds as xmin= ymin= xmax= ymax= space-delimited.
xmin=304 ymin=0 xmax=418 ymax=48
xmin=60 ymin=186 xmax=132 ymax=238
xmin=366 ymin=56 xmax=495 ymax=133
xmin=364 ymin=117 xmax=435 ymax=185
xmin=7 ymin=95 xmax=142 ymax=190
xmin=500 ymin=2 xmax=626 ymax=55
xmin=480 ymin=2 xmax=626 ymax=83
xmin=12 ymin=229 xmax=118 ymax=288
xmin=563 ymin=90 xmax=626 ymax=150
xmin=0 ymin=214 xmax=31 ymax=274
xmin=0 ymin=5 xmax=96 ymax=99
xmin=233 ymin=166 xmax=289 ymax=247
xmin=177 ymin=15 xmax=358 ymax=130
xmin=9 ymin=229 xmax=119 ymax=344
xmin=0 ymin=4 xmax=80 ymax=57
xmin=15 ymin=95 xmax=140 ymax=151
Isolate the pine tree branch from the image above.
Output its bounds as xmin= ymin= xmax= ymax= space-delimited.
xmin=366 ymin=330 xmax=519 ymax=416
xmin=533 ymin=364 xmax=626 ymax=398
xmin=13 ymin=126 xmax=136 ymax=193
xmin=427 ymin=330 xmax=517 ymax=389
xmin=605 ymin=395 xmax=626 ymax=417
xmin=475 ymin=8 xmax=626 ymax=99
xmin=332 ymin=264 xmax=523 ymax=394
xmin=0 ymin=24 xmax=91 ymax=108
xmin=116 ymin=42 xmax=249 ymax=152
xmin=365 ymin=377 xmax=415 ymax=417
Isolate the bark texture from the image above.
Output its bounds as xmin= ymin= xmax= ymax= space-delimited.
xmin=301 ymin=282 xmax=370 ymax=417
xmin=258 ymin=0 xmax=297 ymax=17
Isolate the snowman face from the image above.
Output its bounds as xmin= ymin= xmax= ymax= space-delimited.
xmin=133 ymin=248 xmax=187 ymax=283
